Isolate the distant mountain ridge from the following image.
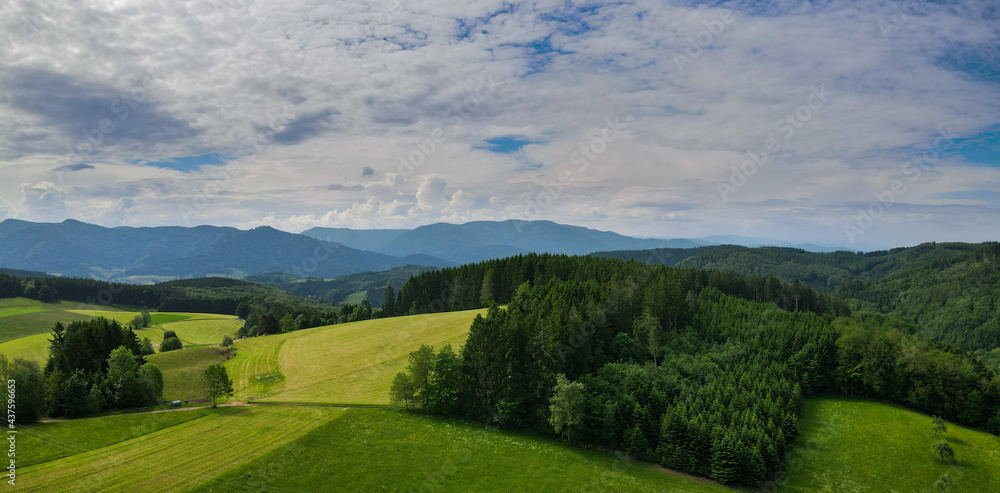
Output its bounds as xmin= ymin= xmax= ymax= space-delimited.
xmin=303 ymin=220 xmax=707 ymax=264
xmin=0 ymin=219 xmax=452 ymax=281
xmin=0 ymin=218 xmax=880 ymax=283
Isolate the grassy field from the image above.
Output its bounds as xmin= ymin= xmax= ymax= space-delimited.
xmin=227 ymin=308 xmax=486 ymax=404
xmin=19 ymin=409 xmax=214 ymax=467
xmin=0 ymin=298 xmax=121 ymax=344
xmin=136 ymin=315 xmax=242 ymax=346
xmin=146 ymin=347 xmax=230 ymax=401
xmin=0 ymin=332 xmax=51 ymax=364
xmin=0 ymin=299 xmax=241 ymax=366
xmin=193 ymin=408 xmax=731 ymax=493
xmin=779 ymin=396 xmax=1000 ymax=492
xmin=20 ymin=406 xmax=337 ymax=493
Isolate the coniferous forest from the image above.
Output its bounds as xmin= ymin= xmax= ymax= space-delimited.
xmin=393 ymin=253 xmax=1000 ymax=486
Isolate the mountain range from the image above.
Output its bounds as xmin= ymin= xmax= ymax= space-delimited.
xmin=0 ymin=219 xmax=450 ymax=281
xmin=302 ymin=220 xmax=710 ymax=264
xmin=0 ymin=218 xmax=883 ymax=282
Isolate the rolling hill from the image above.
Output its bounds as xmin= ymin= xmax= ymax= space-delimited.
xmin=596 ymin=242 xmax=1000 ymax=352
xmin=227 ymin=308 xmax=487 ymax=404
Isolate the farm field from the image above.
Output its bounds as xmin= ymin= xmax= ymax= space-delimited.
xmin=146 ymin=346 xmax=230 ymax=401
xmin=19 ymin=408 xmax=214 ymax=467
xmin=227 ymin=308 xmax=487 ymax=404
xmin=65 ymin=310 xmax=240 ymax=346
xmin=778 ymin=396 xmax=1000 ymax=492
xmin=0 ymin=298 xmax=121 ymax=344
xmin=136 ymin=315 xmax=242 ymax=346
xmin=0 ymin=332 xmax=51 ymax=364
xmin=193 ymin=408 xmax=732 ymax=493
xmin=0 ymin=300 xmax=241 ymax=367
xmin=20 ymin=406 xmax=336 ymax=493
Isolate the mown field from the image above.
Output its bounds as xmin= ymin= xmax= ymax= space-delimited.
xmin=0 ymin=298 xmax=118 ymax=344
xmin=193 ymin=408 xmax=731 ymax=493
xmin=66 ymin=310 xmax=242 ymax=346
xmin=20 ymin=406 xmax=335 ymax=493
xmin=227 ymin=308 xmax=487 ymax=404
xmin=0 ymin=302 xmax=241 ymax=367
xmin=779 ymin=396 xmax=1000 ymax=492
xmin=21 ymin=405 xmax=728 ymax=493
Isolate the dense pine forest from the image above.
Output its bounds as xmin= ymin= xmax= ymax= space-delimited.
xmin=393 ymin=253 xmax=1000 ymax=487
xmin=599 ymin=242 xmax=1000 ymax=353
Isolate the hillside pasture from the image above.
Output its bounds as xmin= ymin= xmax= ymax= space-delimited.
xmin=0 ymin=298 xmax=122 ymax=344
xmin=779 ymin=396 xmax=1000 ymax=492
xmin=19 ymin=408 xmax=214 ymax=467
xmin=193 ymin=408 xmax=732 ymax=493
xmin=146 ymin=346 xmax=230 ymax=401
xmin=0 ymin=332 xmax=51 ymax=364
xmin=20 ymin=406 xmax=336 ymax=493
xmin=227 ymin=308 xmax=486 ymax=404
xmin=136 ymin=315 xmax=242 ymax=347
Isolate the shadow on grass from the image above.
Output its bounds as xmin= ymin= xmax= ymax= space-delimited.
xmin=944 ymin=436 xmax=968 ymax=446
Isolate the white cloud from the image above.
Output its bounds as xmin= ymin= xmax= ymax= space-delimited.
xmin=0 ymin=0 xmax=996 ymax=245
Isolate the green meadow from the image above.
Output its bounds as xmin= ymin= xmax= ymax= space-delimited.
xmin=0 ymin=298 xmax=121 ymax=344
xmin=193 ymin=408 xmax=731 ymax=493
xmin=779 ymin=396 xmax=1000 ymax=492
xmin=227 ymin=308 xmax=487 ymax=404
xmin=146 ymin=347 xmax=230 ymax=401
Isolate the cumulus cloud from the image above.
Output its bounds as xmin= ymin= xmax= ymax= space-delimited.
xmin=18 ymin=181 xmax=68 ymax=222
xmin=0 ymin=0 xmax=997 ymax=245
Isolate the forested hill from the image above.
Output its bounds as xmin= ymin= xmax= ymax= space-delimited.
xmin=0 ymin=274 xmax=334 ymax=319
xmin=399 ymin=253 xmax=850 ymax=318
xmin=596 ymin=242 xmax=1000 ymax=352
xmin=393 ymin=253 xmax=1000 ymax=487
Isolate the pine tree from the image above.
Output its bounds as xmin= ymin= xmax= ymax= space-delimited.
xmin=710 ymin=433 xmax=740 ymax=485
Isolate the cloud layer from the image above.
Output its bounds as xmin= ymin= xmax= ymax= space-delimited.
xmin=0 ymin=0 xmax=997 ymax=247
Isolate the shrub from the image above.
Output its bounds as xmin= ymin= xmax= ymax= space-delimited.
xmin=160 ymin=337 xmax=183 ymax=353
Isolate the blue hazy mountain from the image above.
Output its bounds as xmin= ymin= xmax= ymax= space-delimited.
xmin=0 ymin=219 xmax=451 ymax=280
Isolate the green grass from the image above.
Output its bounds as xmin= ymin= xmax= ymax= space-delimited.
xmin=146 ymin=347 xmax=229 ymax=401
xmin=0 ymin=299 xmax=124 ymax=344
xmin=0 ymin=306 xmax=48 ymax=318
xmin=137 ymin=315 xmax=242 ymax=346
xmin=343 ymin=290 xmax=367 ymax=305
xmin=19 ymin=408 xmax=213 ymax=467
xmin=192 ymin=408 xmax=731 ymax=493
xmin=64 ymin=309 xmax=141 ymax=324
xmin=20 ymin=406 xmax=337 ymax=493
xmin=0 ymin=332 xmax=51 ymax=364
xmin=227 ymin=308 xmax=486 ymax=404
xmin=779 ymin=396 xmax=1000 ymax=492
xmin=148 ymin=313 xmax=192 ymax=325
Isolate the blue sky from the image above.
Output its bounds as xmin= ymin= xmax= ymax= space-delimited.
xmin=0 ymin=0 xmax=997 ymax=247
xmin=131 ymin=154 xmax=230 ymax=173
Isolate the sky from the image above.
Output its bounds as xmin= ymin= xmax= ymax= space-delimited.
xmin=0 ymin=0 xmax=997 ymax=248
